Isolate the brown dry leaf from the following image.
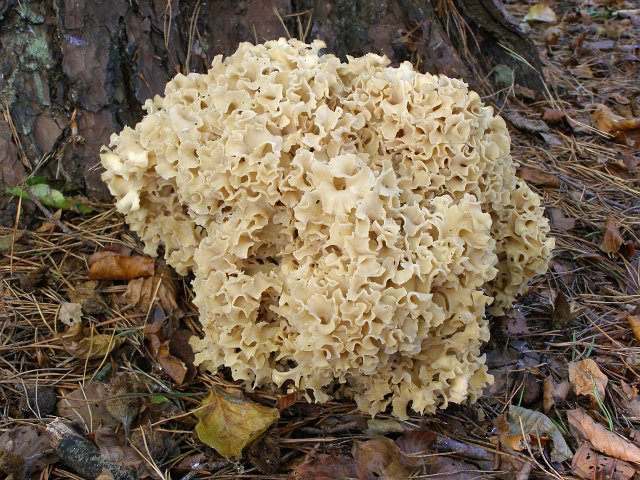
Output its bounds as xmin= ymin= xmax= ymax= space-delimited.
xmin=572 ymin=443 xmax=636 ymax=480
xmin=516 ymin=166 xmax=560 ymax=188
xmin=57 ymin=382 xmax=120 ymax=433
xmin=568 ymin=358 xmax=608 ymax=402
xmin=157 ymin=340 xmax=188 ymax=385
xmin=144 ymin=318 xmax=195 ymax=385
xmin=247 ymin=435 xmax=280 ymax=474
xmin=0 ymin=425 xmax=59 ymax=479
xmin=601 ymin=215 xmax=625 ymax=254
xmin=543 ymin=26 xmax=563 ymax=45
xmin=543 ymin=377 xmax=572 ymax=412
xmin=124 ymin=264 xmax=179 ymax=314
xmin=626 ymin=314 xmax=640 ymax=341
xmin=35 ymin=208 xmax=62 ymax=233
xmin=621 ymin=382 xmax=640 ymax=417
xmin=499 ymin=433 xmax=529 ymax=452
xmin=429 ymin=457 xmax=482 ymax=479
xmin=524 ymin=4 xmax=557 ymax=23
xmin=551 ymin=291 xmax=574 ymax=329
xmin=87 ymin=245 xmax=133 ymax=266
xmin=96 ymin=468 xmax=116 ymax=480
xmin=592 ymin=104 xmax=640 ymax=148
xmin=294 ymin=453 xmax=360 ymax=480
xmin=104 ymin=372 xmax=144 ymax=439
xmin=567 ymin=408 xmax=640 ymax=463
xmin=353 ymin=436 xmax=408 ymax=480
xmin=571 ymin=64 xmax=594 ymax=79
xmin=69 ymin=280 xmax=108 ymax=316
xmin=89 ymin=254 xmax=155 ymax=281
xmin=276 ymin=391 xmax=299 ymax=411
xmin=549 ymin=208 xmax=576 ymax=231
xmin=58 ymin=323 xmax=122 ymax=360
xmin=194 ymin=387 xmax=279 ymax=458
xmin=542 ymin=108 xmax=568 ymax=124
xmin=396 ymin=430 xmax=437 ymax=468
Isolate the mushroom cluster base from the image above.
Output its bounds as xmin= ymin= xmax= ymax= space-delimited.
xmin=101 ymin=39 xmax=553 ymax=418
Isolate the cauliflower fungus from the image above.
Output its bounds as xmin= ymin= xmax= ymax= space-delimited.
xmin=100 ymin=39 xmax=553 ymax=418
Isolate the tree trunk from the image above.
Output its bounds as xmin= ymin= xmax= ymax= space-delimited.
xmin=0 ymin=0 xmax=544 ymax=226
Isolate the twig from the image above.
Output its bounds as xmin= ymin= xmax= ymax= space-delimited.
xmin=46 ymin=418 xmax=137 ymax=480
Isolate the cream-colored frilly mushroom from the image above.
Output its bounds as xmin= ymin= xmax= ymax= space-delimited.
xmin=100 ymin=38 xmax=553 ymax=418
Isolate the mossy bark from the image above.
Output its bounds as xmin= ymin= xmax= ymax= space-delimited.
xmin=0 ymin=0 xmax=543 ymax=226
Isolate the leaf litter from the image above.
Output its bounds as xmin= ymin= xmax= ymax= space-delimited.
xmin=2 ymin=0 xmax=640 ymax=477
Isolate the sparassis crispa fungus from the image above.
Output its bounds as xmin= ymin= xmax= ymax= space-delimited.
xmin=101 ymin=39 xmax=553 ymax=418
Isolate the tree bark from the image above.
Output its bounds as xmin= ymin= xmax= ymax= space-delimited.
xmin=0 ymin=0 xmax=544 ymax=226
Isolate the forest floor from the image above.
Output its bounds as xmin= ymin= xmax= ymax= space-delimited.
xmin=1 ymin=0 xmax=640 ymax=479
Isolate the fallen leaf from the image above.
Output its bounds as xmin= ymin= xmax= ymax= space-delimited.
xmin=542 ymin=108 xmax=568 ymax=124
xmin=94 ymin=428 xmax=142 ymax=474
xmin=620 ymin=382 xmax=640 ymax=417
xmin=87 ymin=245 xmax=133 ymax=265
xmin=543 ymin=25 xmax=563 ymax=45
xmin=539 ymin=132 xmax=564 ymax=146
xmin=157 ymin=340 xmax=188 ymax=385
xmin=600 ymin=216 xmax=634 ymax=258
xmin=571 ymin=64 xmax=594 ymax=79
xmin=194 ymin=387 xmax=279 ymax=458
xmin=294 ymin=453 xmax=360 ymax=480
xmin=276 ymin=391 xmax=299 ymax=411
xmin=567 ymin=408 xmax=640 ymax=463
xmin=144 ymin=317 xmax=195 ymax=385
xmin=124 ymin=264 xmax=179 ymax=314
xmin=508 ymin=405 xmax=573 ymax=462
xmin=19 ymin=385 xmax=57 ymax=417
xmin=104 ymin=372 xmax=144 ymax=439
xmin=572 ymin=443 xmax=635 ymax=480
xmin=88 ymin=254 xmax=155 ymax=281
xmin=625 ymin=314 xmax=640 ymax=342
xmin=592 ymin=104 xmax=640 ymax=148
xmin=542 ymin=377 xmax=572 ymax=413
xmin=69 ymin=281 xmax=108 ymax=316
xmin=0 ymin=425 xmax=59 ymax=479
xmin=549 ymin=208 xmax=576 ymax=231
xmin=429 ymin=457 xmax=482 ymax=479
xmin=396 ymin=430 xmax=437 ymax=467
xmin=58 ymin=323 xmax=122 ymax=359
xmin=96 ymin=468 xmax=116 ymax=480
xmin=0 ymin=231 xmax=24 ymax=254
xmin=500 ymin=433 xmax=545 ymax=452
xmin=568 ymin=359 xmax=608 ymax=403
xmin=35 ymin=208 xmax=62 ymax=233
xmin=59 ymin=302 xmax=83 ymax=326
xmin=18 ymin=267 xmax=47 ymax=292
xmin=57 ymin=383 xmax=120 ymax=433
xmin=506 ymin=112 xmax=550 ymax=134
xmin=524 ymin=4 xmax=557 ymax=23
xmin=551 ymin=291 xmax=574 ymax=329
xmin=353 ymin=436 xmax=408 ymax=480
xmin=247 ymin=435 xmax=280 ymax=474
xmin=517 ymin=166 xmax=560 ymax=187
xmin=493 ymin=64 xmax=514 ymax=89
xmin=499 ymin=309 xmax=531 ymax=336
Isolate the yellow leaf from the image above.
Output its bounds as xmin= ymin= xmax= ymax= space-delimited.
xmin=58 ymin=323 xmax=122 ymax=360
xmin=568 ymin=359 xmax=608 ymax=402
xmin=194 ymin=387 xmax=279 ymax=458
xmin=524 ymin=4 xmax=557 ymax=23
